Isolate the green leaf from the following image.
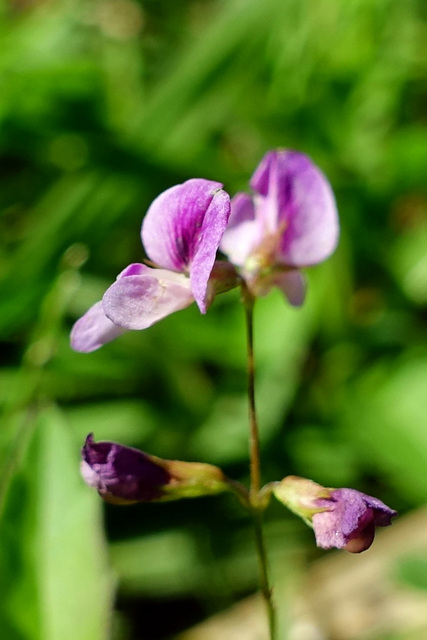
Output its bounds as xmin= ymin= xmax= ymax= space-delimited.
xmin=0 ymin=405 xmax=114 ymax=640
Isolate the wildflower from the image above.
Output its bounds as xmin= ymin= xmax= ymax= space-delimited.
xmin=220 ymin=150 xmax=339 ymax=305
xmin=81 ymin=434 xmax=229 ymax=504
xmin=71 ymin=179 xmax=233 ymax=352
xmin=274 ymin=476 xmax=397 ymax=553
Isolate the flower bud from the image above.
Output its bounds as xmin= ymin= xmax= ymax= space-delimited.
xmin=81 ymin=434 xmax=229 ymax=504
xmin=274 ymin=476 xmax=397 ymax=553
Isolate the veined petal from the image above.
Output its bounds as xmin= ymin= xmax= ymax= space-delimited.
xmin=103 ymin=268 xmax=194 ymax=330
xmin=220 ymin=193 xmax=261 ymax=266
xmin=70 ymin=301 xmax=127 ymax=353
xmin=189 ymin=187 xmax=231 ymax=312
xmin=141 ymin=179 xmax=230 ymax=276
xmin=252 ymin=150 xmax=339 ymax=267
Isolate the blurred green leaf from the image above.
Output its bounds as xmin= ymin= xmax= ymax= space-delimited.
xmin=0 ymin=405 xmax=114 ymax=640
xmin=396 ymin=554 xmax=427 ymax=592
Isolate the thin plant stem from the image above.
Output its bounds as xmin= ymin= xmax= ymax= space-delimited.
xmin=243 ymin=290 xmax=261 ymax=498
xmin=242 ymin=284 xmax=277 ymax=640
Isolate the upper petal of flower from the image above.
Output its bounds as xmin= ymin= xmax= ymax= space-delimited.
xmin=70 ymin=301 xmax=127 ymax=353
xmin=251 ymin=150 xmax=339 ymax=267
xmin=102 ymin=265 xmax=194 ymax=330
xmin=141 ymin=178 xmax=230 ymax=272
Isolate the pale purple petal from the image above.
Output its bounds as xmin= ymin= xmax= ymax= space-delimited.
xmin=253 ymin=150 xmax=339 ymax=267
xmin=250 ymin=150 xmax=276 ymax=195
xmin=313 ymin=489 xmax=368 ymax=549
xmin=220 ymin=193 xmax=261 ymax=266
xmin=189 ymin=187 xmax=231 ymax=312
xmin=70 ymin=301 xmax=127 ymax=353
xmin=273 ymin=270 xmax=306 ymax=306
xmin=103 ymin=268 xmax=193 ymax=330
xmin=313 ymin=488 xmax=396 ymax=552
xmin=141 ymin=178 xmax=229 ymax=271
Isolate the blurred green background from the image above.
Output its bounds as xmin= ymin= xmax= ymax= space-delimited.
xmin=0 ymin=0 xmax=426 ymax=638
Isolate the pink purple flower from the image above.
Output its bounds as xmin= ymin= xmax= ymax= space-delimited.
xmin=274 ymin=476 xmax=396 ymax=553
xmin=220 ymin=150 xmax=339 ymax=305
xmin=71 ymin=179 xmax=232 ymax=352
xmin=312 ymin=488 xmax=397 ymax=553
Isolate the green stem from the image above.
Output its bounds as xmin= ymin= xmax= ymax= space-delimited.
xmin=242 ymin=284 xmax=277 ymax=640
xmin=253 ymin=510 xmax=277 ymax=640
xmin=243 ymin=289 xmax=261 ymax=498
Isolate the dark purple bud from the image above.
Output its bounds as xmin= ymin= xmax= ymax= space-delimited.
xmin=81 ymin=434 xmax=172 ymax=503
xmin=81 ymin=434 xmax=229 ymax=504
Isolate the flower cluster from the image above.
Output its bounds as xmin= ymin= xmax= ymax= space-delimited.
xmin=73 ymin=149 xmax=396 ymax=554
xmin=71 ymin=150 xmax=338 ymax=352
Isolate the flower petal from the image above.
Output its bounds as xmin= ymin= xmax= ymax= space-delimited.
xmin=220 ymin=193 xmax=261 ymax=266
xmin=189 ymin=187 xmax=231 ymax=312
xmin=141 ymin=178 xmax=230 ymax=276
xmin=102 ymin=268 xmax=194 ymax=330
xmin=313 ymin=489 xmax=369 ymax=549
xmin=313 ymin=488 xmax=396 ymax=552
xmin=358 ymin=492 xmax=398 ymax=527
xmin=70 ymin=301 xmax=127 ymax=353
xmin=253 ymin=150 xmax=339 ymax=267
xmin=272 ymin=270 xmax=306 ymax=306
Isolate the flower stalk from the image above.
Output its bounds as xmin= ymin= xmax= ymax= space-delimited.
xmin=243 ymin=283 xmax=277 ymax=640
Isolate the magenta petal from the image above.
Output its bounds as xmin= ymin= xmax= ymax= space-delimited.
xmin=118 ymin=262 xmax=149 ymax=278
xmin=102 ymin=269 xmax=194 ymax=330
xmin=141 ymin=179 xmax=230 ymax=275
xmin=70 ymin=301 xmax=127 ymax=353
xmin=253 ymin=150 xmax=339 ymax=267
xmin=220 ymin=193 xmax=260 ymax=266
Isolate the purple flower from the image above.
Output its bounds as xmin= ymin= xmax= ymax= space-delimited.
xmin=274 ymin=476 xmax=397 ymax=553
xmin=81 ymin=434 xmax=229 ymax=504
xmin=313 ymin=488 xmax=397 ymax=553
xmin=71 ymin=179 xmax=232 ymax=352
xmin=220 ymin=150 xmax=339 ymax=305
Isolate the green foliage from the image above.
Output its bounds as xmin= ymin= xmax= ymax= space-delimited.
xmin=0 ymin=0 xmax=426 ymax=638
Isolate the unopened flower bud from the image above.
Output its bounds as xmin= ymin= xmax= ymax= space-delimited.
xmin=81 ymin=434 xmax=229 ymax=504
xmin=274 ymin=476 xmax=396 ymax=553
